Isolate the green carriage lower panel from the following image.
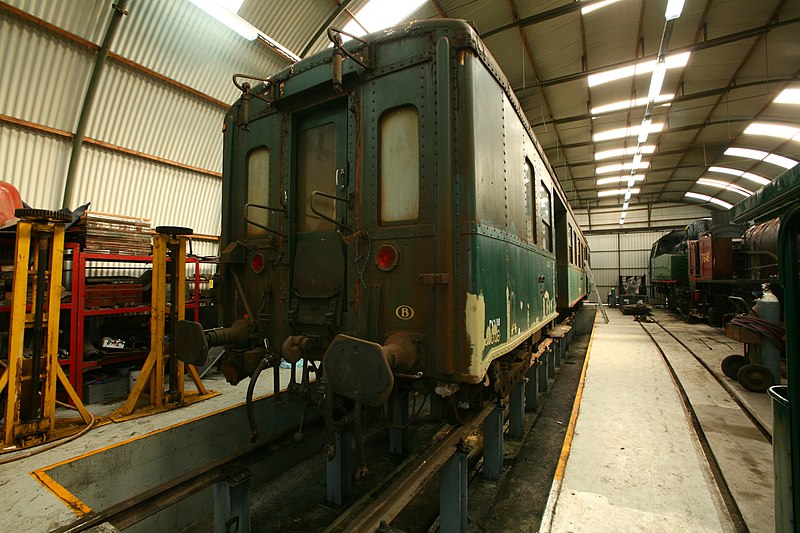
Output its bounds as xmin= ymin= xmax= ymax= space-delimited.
xmin=463 ymin=232 xmax=556 ymax=382
xmin=651 ymin=253 xmax=688 ymax=282
xmin=557 ymin=265 xmax=587 ymax=309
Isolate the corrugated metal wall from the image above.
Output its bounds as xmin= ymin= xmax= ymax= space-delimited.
xmin=1 ymin=0 xmax=294 ymax=252
xmin=587 ymin=231 xmax=672 ymax=302
xmin=576 ymin=203 xmax=711 ymax=232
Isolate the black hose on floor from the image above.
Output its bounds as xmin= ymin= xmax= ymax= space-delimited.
xmin=246 ymin=356 xmax=271 ymax=442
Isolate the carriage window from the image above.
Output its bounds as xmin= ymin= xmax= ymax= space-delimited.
xmin=247 ymin=147 xmax=270 ymax=237
xmin=540 ymin=181 xmax=552 ymax=252
xmin=568 ymin=225 xmax=574 ymax=265
xmin=525 ymin=159 xmax=536 ymax=244
xmin=298 ymin=122 xmax=337 ymax=232
xmin=380 ymin=107 xmax=420 ymax=224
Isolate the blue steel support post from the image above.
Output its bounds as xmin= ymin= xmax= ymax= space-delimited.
xmin=440 ymin=442 xmax=471 ymax=533
xmin=430 ymin=392 xmax=444 ymax=422
xmin=779 ymin=207 xmax=800 ymax=530
xmin=389 ymin=389 xmax=409 ymax=455
xmin=509 ymin=380 xmax=526 ymax=439
xmin=326 ymin=430 xmax=352 ymax=506
xmin=538 ymin=354 xmax=549 ymax=393
xmin=213 ymin=469 xmax=251 ymax=533
xmin=483 ymin=403 xmax=505 ymax=481
xmin=526 ymin=362 xmax=539 ymax=412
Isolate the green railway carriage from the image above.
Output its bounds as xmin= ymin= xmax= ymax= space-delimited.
xmin=203 ymin=19 xmax=588 ymax=418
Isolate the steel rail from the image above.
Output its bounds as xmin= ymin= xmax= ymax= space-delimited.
xmin=325 ymin=402 xmax=496 ymax=533
xmin=50 ymin=416 xmax=324 ymax=533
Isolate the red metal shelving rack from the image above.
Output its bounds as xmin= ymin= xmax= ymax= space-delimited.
xmin=68 ymin=247 xmax=204 ymax=400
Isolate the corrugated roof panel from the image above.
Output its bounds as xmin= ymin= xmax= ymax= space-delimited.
xmin=582 ymin=1 xmax=640 ymax=70
xmin=439 ymin=0 xmax=512 ymax=35
xmin=523 ymin=14 xmax=583 ymax=80
xmin=0 ymin=15 xmax=92 ymax=131
xmin=113 ymin=0 xmax=286 ymax=104
xmin=0 ymin=125 xmax=70 ymax=209
xmin=240 ymin=0 xmax=333 ymax=58
xmin=85 ymin=62 xmax=224 ymax=173
xmin=73 ymin=145 xmax=221 ymax=235
xmin=6 ymin=0 xmax=111 ymax=42
xmin=683 ymin=41 xmax=757 ymax=93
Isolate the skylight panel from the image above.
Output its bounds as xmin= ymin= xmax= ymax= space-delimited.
xmin=593 ymin=123 xmax=664 ymax=142
xmin=744 ymin=123 xmax=800 ymax=141
xmin=596 ymin=161 xmax=650 ymax=174
xmin=587 ymin=52 xmax=690 ymax=87
xmin=685 ymin=192 xmax=733 ymax=209
xmin=723 ymin=147 xmax=798 ymax=170
xmin=598 ymin=188 xmax=640 ymax=197
xmin=594 ymin=146 xmax=656 ymax=160
xmin=596 ymin=175 xmax=645 ymax=185
xmin=774 ymin=88 xmax=800 ymax=105
xmin=763 ymin=153 xmax=799 ymax=169
xmin=696 ymin=178 xmax=753 ymax=197
xmin=581 ymin=0 xmax=622 ymax=15
xmin=342 ymin=0 xmax=427 ymax=37
xmin=707 ymin=166 xmax=771 ymax=186
xmin=190 ymin=0 xmax=258 ymax=40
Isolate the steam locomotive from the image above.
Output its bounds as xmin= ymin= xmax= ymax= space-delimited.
xmin=178 ymin=19 xmax=588 ymax=457
xmin=649 ymin=212 xmax=780 ymax=324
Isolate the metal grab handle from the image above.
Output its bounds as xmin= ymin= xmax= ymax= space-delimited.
xmin=310 ymin=190 xmax=349 ymax=229
xmin=728 ymin=295 xmax=752 ymax=315
xmin=244 ymin=202 xmax=285 ymax=237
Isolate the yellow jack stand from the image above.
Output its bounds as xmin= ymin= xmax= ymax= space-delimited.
xmin=112 ymin=226 xmax=217 ymax=420
xmin=1 ymin=209 xmax=91 ymax=450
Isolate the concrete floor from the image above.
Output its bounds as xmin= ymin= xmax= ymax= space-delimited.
xmin=545 ymin=307 xmax=774 ymax=533
xmin=0 ymin=367 xmax=294 ymax=532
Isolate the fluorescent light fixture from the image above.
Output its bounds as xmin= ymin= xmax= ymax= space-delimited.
xmin=588 ymin=52 xmax=690 ymax=87
xmin=591 ymin=94 xmax=673 ymax=115
xmin=665 ymin=0 xmax=686 ymax=20
xmin=189 ymin=0 xmax=259 ymax=40
xmin=648 ymin=61 xmax=667 ymax=101
xmin=624 ymin=190 xmax=633 ymax=201
xmin=594 ymin=122 xmax=663 ymax=142
xmin=724 ymin=147 xmax=798 ymax=169
xmin=596 ymin=175 xmax=646 ymax=185
xmin=598 ymin=188 xmax=640 ymax=197
xmin=708 ymin=166 xmax=744 ymax=177
xmin=744 ymin=122 xmax=800 ymax=141
xmin=697 ymin=178 xmax=753 ymax=197
xmin=622 ymin=201 xmax=629 ymax=210
xmin=638 ymin=119 xmax=652 ymax=143
xmin=596 ymin=161 xmax=650 ymax=174
xmin=595 ymin=145 xmax=656 ymax=160
xmin=685 ymin=192 xmax=734 ymax=209
xmin=774 ymin=88 xmax=800 ymax=104
xmin=632 ymin=153 xmax=643 ymax=166
xmin=764 ymin=153 xmax=799 ymax=169
xmin=582 ymin=0 xmax=622 ymax=14
xmin=342 ymin=0 xmax=427 ymax=37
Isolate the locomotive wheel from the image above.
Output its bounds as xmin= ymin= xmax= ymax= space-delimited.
xmin=737 ymin=363 xmax=774 ymax=393
xmin=721 ymin=354 xmax=747 ymax=380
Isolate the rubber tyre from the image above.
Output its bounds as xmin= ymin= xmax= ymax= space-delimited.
xmin=737 ymin=363 xmax=774 ymax=393
xmin=721 ymin=354 xmax=747 ymax=380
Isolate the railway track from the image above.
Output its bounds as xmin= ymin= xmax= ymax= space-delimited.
xmin=639 ymin=312 xmax=775 ymax=533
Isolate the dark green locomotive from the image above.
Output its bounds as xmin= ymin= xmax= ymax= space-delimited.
xmin=180 ymin=20 xmax=588 ymax=420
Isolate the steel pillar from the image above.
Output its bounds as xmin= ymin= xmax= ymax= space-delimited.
xmin=509 ymin=380 xmax=526 ymax=440
xmin=326 ymin=429 xmax=352 ymax=506
xmin=549 ymin=342 xmax=558 ymax=374
xmin=213 ymin=469 xmax=251 ymax=533
xmin=483 ymin=403 xmax=504 ymax=481
xmin=389 ymin=389 xmax=409 ymax=455
xmin=440 ymin=444 xmax=470 ymax=533
xmin=555 ymin=338 xmax=563 ymax=366
xmin=526 ymin=363 xmax=539 ymax=412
